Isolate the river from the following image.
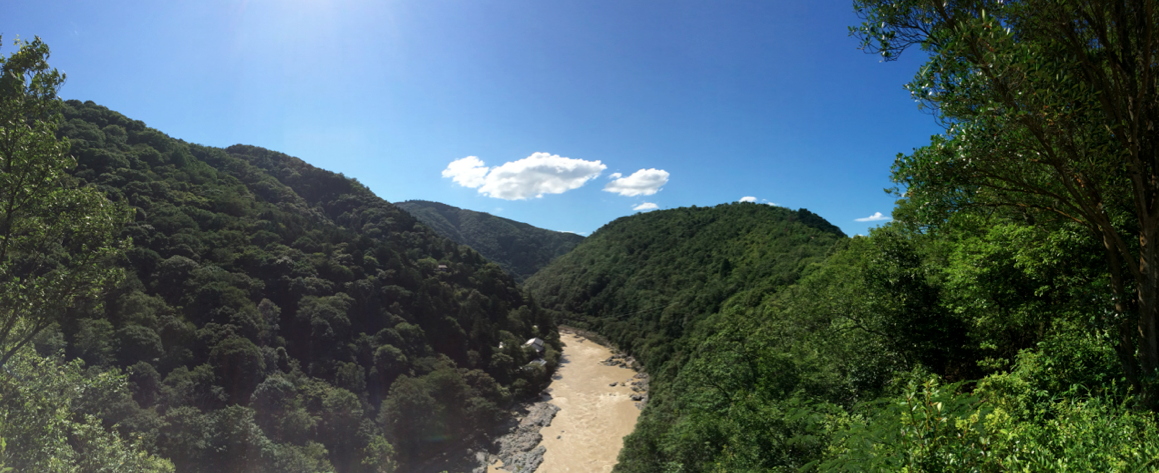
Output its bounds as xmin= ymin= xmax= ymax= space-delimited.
xmin=490 ymin=331 xmax=645 ymax=472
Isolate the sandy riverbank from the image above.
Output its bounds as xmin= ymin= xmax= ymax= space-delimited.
xmin=414 ymin=331 xmax=646 ymax=473
xmin=498 ymin=331 xmax=644 ymax=472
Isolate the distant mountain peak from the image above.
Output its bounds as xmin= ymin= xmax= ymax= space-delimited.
xmin=395 ymin=200 xmax=584 ymax=283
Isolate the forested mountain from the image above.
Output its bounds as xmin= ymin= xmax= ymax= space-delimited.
xmin=395 ymin=200 xmax=584 ymax=283
xmin=528 ymin=200 xmax=1159 ymax=472
xmin=525 ymin=203 xmax=845 ymax=370
xmin=16 ymin=100 xmax=562 ymax=472
xmin=524 ymin=203 xmax=848 ymax=469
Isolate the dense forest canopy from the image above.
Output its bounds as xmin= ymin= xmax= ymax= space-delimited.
xmin=395 ymin=200 xmax=584 ymax=283
xmin=0 ymin=36 xmax=131 ymax=368
xmin=853 ymin=0 xmax=1159 ymax=404
xmin=526 ymin=204 xmax=845 ymax=371
xmin=520 ymin=1 xmax=1159 ymax=471
xmin=525 ymin=192 xmax=1159 ymax=472
xmin=2 ymin=66 xmax=564 ymax=472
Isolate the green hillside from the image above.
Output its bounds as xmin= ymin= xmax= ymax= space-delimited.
xmin=10 ymin=100 xmax=562 ymax=472
xmin=524 ymin=204 xmax=850 ymax=470
xmin=527 ymin=199 xmax=1159 ymax=472
xmin=525 ymin=203 xmax=845 ymax=370
xmin=395 ymin=200 xmax=584 ymax=283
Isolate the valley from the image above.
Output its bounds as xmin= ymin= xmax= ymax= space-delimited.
xmin=528 ymin=331 xmax=644 ymax=473
xmin=5 ymin=6 xmax=1159 ymax=467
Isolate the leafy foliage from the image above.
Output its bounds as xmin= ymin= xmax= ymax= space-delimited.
xmin=526 ymin=203 xmax=845 ymax=370
xmin=0 ymin=35 xmax=130 ymax=366
xmin=0 ymin=349 xmax=174 ymax=472
xmin=525 ymin=203 xmax=848 ymax=471
xmin=852 ymin=0 xmax=1159 ymax=402
xmin=23 ymin=100 xmax=563 ymax=472
xmin=395 ymin=200 xmax=584 ymax=283
xmin=542 ymin=2 xmax=1159 ymax=470
xmin=528 ymin=187 xmax=1159 ymax=472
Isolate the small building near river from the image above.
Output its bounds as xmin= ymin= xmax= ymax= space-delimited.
xmin=524 ymin=337 xmax=545 ymax=356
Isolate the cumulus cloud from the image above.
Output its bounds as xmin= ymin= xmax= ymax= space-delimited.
xmin=609 ymin=172 xmax=622 ymax=179
xmin=739 ymin=196 xmax=757 ymax=203
xmin=442 ymin=152 xmax=606 ymax=200
xmin=442 ymin=156 xmax=489 ymax=188
xmin=633 ymin=202 xmax=659 ymax=211
xmin=604 ymin=168 xmax=669 ymax=197
xmin=855 ymin=212 xmax=892 ymax=222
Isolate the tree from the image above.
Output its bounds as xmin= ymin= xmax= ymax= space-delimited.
xmin=0 ymin=349 xmax=174 ymax=472
xmin=853 ymin=0 xmax=1159 ymax=400
xmin=0 ymin=36 xmax=129 ymax=365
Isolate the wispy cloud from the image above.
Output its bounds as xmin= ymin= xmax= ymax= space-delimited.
xmin=604 ymin=168 xmax=669 ymax=197
xmin=739 ymin=196 xmax=778 ymax=206
xmin=442 ymin=153 xmax=606 ymax=200
xmin=855 ymin=212 xmax=891 ymax=222
xmin=633 ymin=202 xmax=659 ymax=211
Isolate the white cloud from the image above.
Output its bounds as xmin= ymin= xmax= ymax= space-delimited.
xmin=633 ymin=202 xmax=659 ymax=211
xmin=442 ymin=156 xmax=489 ymax=188
xmin=604 ymin=168 xmax=669 ymax=197
xmin=609 ymin=172 xmax=622 ymax=179
xmin=739 ymin=196 xmax=778 ymax=206
xmin=442 ymin=152 xmax=606 ymax=200
xmin=855 ymin=212 xmax=892 ymax=222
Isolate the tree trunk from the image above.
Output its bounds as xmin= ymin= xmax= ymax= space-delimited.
xmin=1103 ymin=230 xmax=1146 ymax=401
xmin=1139 ymin=225 xmax=1159 ymax=399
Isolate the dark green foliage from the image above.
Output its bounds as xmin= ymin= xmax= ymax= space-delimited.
xmin=0 ymin=36 xmax=132 ymax=368
xmin=857 ymin=226 xmax=974 ymax=378
xmin=0 ymin=350 xmax=174 ymax=471
xmin=378 ymin=364 xmax=509 ymax=463
xmin=525 ymin=203 xmax=848 ymax=471
xmin=39 ymin=100 xmax=561 ymax=472
xmin=396 ymin=199 xmax=585 ymax=283
xmin=853 ymin=0 xmax=1159 ymax=405
xmin=529 ymin=193 xmax=1155 ymax=471
xmin=525 ymin=202 xmax=845 ymax=370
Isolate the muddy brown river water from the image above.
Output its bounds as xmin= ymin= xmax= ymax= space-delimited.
xmin=489 ymin=332 xmax=643 ymax=473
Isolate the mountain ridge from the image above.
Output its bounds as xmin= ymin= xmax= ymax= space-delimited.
xmin=395 ymin=199 xmax=584 ymax=283
xmin=29 ymin=99 xmax=562 ymax=472
xmin=526 ymin=202 xmax=846 ymax=368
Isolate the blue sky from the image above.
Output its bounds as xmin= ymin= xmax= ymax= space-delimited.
xmin=5 ymin=0 xmax=941 ymax=236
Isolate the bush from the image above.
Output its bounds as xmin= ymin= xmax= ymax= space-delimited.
xmin=0 ymin=349 xmax=173 ymax=472
xmin=824 ymin=376 xmax=1159 ymax=472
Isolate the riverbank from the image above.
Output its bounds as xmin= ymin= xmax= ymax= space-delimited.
xmin=510 ymin=330 xmax=646 ymax=472
xmin=420 ymin=330 xmax=647 ymax=473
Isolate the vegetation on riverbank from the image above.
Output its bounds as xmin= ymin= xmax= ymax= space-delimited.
xmin=528 ymin=201 xmax=1159 ymax=471
xmin=527 ymin=0 xmax=1159 ymax=469
xmin=1 ymin=38 xmax=562 ymax=470
xmin=9 ymin=0 xmax=1159 ymax=469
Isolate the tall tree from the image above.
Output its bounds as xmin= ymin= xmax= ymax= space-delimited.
xmin=0 ymin=36 xmax=129 ymax=365
xmin=852 ymin=0 xmax=1159 ymax=397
